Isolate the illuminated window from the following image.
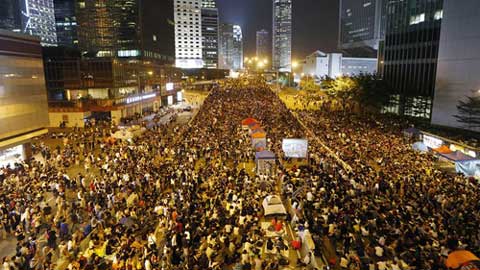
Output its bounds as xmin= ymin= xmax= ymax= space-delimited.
xmin=409 ymin=13 xmax=425 ymax=25
xmin=434 ymin=10 xmax=443 ymax=20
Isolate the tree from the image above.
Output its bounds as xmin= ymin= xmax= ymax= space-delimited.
xmin=354 ymin=74 xmax=394 ymax=112
xmin=454 ymin=95 xmax=480 ymax=129
xmin=319 ymin=75 xmax=335 ymax=90
xmin=325 ymin=76 xmax=358 ymax=111
xmin=299 ymin=75 xmax=320 ymax=93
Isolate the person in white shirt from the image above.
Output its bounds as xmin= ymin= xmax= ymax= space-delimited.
xmin=375 ymin=246 xmax=384 ymax=257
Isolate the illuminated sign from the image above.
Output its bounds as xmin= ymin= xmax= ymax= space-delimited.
xmin=175 ymin=59 xmax=204 ymax=69
xmin=126 ymin=93 xmax=156 ymax=104
xmin=166 ymin=83 xmax=174 ymax=91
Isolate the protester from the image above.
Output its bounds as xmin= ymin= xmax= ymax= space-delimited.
xmin=1 ymin=78 xmax=478 ymax=270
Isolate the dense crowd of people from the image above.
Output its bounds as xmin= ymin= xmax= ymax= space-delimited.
xmin=289 ymin=109 xmax=480 ymax=269
xmin=0 ymin=78 xmax=479 ymax=270
xmin=0 ymin=80 xmax=314 ymax=270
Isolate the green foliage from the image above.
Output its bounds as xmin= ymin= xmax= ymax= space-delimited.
xmin=454 ymin=95 xmax=480 ymax=128
xmin=319 ymin=76 xmax=335 ymax=90
xmin=296 ymin=73 xmax=393 ymax=112
xmin=320 ymin=74 xmax=393 ymax=111
xmin=354 ymin=74 xmax=393 ymax=111
xmin=299 ymin=76 xmax=320 ymax=93
xmin=326 ymin=76 xmax=357 ymax=104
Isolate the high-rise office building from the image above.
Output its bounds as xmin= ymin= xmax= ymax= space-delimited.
xmin=76 ymin=0 xmax=174 ymax=62
xmin=232 ymin=25 xmax=243 ymax=70
xmin=174 ymin=0 xmax=203 ymax=68
xmin=272 ymin=0 xmax=292 ymax=72
xmin=256 ymin=29 xmax=269 ymax=61
xmin=338 ymin=0 xmax=386 ymax=56
xmin=219 ymin=23 xmax=243 ymax=70
xmin=0 ymin=1 xmax=21 ymax=32
xmin=219 ymin=23 xmax=233 ymax=70
xmin=201 ymin=0 xmax=219 ymax=69
xmin=19 ymin=0 xmax=58 ymax=46
xmin=431 ymin=0 xmax=479 ymax=132
xmin=382 ymin=0 xmax=443 ymax=119
xmin=54 ymin=0 xmax=78 ymax=48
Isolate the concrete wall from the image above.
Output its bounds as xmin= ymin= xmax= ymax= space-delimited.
xmin=329 ymin=53 xmax=343 ymax=78
xmin=302 ymin=51 xmax=376 ymax=79
xmin=431 ymin=0 xmax=480 ymax=132
xmin=303 ymin=54 xmax=329 ymax=78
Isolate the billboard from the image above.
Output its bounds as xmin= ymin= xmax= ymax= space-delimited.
xmin=282 ymin=139 xmax=308 ymax=158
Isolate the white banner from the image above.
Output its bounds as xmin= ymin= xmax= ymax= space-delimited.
xmin=282 ymin=139 xmax=308 ymax=158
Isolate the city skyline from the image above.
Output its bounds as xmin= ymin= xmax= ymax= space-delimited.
xmin=217 ymin=0 xmax=339 ymax=59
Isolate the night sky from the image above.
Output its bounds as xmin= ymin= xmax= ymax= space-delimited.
xmin=216 ymin=0 xmax=339 ymax=60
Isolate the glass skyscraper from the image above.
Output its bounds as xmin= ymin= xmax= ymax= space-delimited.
xmin=338 ymin=0 xmax=386 ymax=56
xmin=232 ymin=25 xmax=243 ymax=70
xmin=201 ymin=0 xmax=219 ymax=69
xmin=23 ymin=0 xmax=57 ymax=46
xmin=219 ymin=23 xmax=243 ymax=70
xmin=256 ymin=29 xmax=269 ymax=61
xmin=272 ymin=0 xmax=292 ymax=72
xmin=382 ymin=0 xmax=444 ymax=118
xmin=1 ymin=0 xmax=58 ymax=47
xmin=54 ymin=0 xmax=78 ymax=48
xmin=76 ymin=0 xmax=174 ymax=62
xmin=0 ymin=1 xmax=21 ymax=32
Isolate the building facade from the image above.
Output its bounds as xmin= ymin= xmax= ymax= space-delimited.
xmin=232 ymin=25 xmax=243 ymax=70
xmin=272 ymin=0 xmax=292 ymax=72
xmin=201 ymin=0 xmax=219 ymax=69
xmin=338 ymin=0 xmax=386 ymax=56
xmin=382 ymin=0 xmax=443 ymax=118
xmin=54 ymin=0 xmax=78 ymax=48
xmin=431 ymin=0 xmax=480 ymax=132
xmin=76 ymin=0 xmax=174 ymax=63
xmin=302 ymin=50 xmax=377 ymax=79
xmin=219 ymin=23 xmax=233 ymax=70
xmin=0 ymin=0 xmax=58 ymax=46
xmin=19 ymin=0 xmax=58 ymax=46
xmin=44 ymin=48 xmax=184 ymax=127
xmin=0 ymin=30 xmax=49 ymax=167
xmin=174 ymin=0 xmax=203 ymax=68
xmin=219 ymin=23 xmax=243 ymax=70
xmin=0 ymin=1 xmax=22 ymax=31
xmin=256 ymin=29 xmax=270 ymax=61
